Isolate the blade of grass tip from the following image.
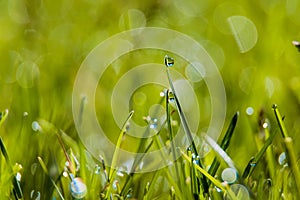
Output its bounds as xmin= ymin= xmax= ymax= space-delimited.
xmin=0 ymin=137 xmax=23 ymax=199
xmin=37 ymin=157 xmax=65 ymax=200
xmin=165 ymin=61 xmax=197 ymax=154
xmin=109 ymin=110 xmax=134 ymax=182
xmin=164 ymin=55 xmax=209 ymax=194
xmin=242 ymin=125 xmax=278 ymax=179
xmin=180 ymin=150 xmax=238 ymax=200
xmin=208 ymin=112 xmax=239 ymax=184
xmin=166 ymin=89 xmax=181 ymax=184
xmin=272 ymin=104 xmax=288 ymax=138
xmin=272 ymin=104 xmax=300 ymax=195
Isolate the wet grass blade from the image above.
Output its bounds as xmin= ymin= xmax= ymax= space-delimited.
xmin=242 ymin=126 xmax=277 ymax=179
xmin=180 ymin=150 xmax=238 ymax=200
xmin=166 ymin=89 xmax=181 ymax=184
xmin=208 ymin=112 xmax=238 ymax=183
xmin=165 ymin=58 xmax=209 ymax=194
xmin=272 ymin=104 xmax=300 ymax=196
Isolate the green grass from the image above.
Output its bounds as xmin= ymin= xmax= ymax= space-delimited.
xmin=1 ymin=0 xmax=300 ymax=199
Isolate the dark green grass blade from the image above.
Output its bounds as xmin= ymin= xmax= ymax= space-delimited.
xmin=242 ymin=127 xmax=277 ymax=179
xmin=208 ymin=112 xmax=239 ymax=183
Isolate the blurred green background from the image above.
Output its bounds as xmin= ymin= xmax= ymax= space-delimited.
xmin=1 ymin=0 xmax=300 ymax=199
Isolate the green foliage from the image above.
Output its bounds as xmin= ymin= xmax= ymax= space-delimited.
xmin=1 ymin=0 xmax=300 ymax=199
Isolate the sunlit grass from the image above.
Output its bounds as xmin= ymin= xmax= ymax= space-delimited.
xmin=1 ymin=0 xmax=300 ymax=199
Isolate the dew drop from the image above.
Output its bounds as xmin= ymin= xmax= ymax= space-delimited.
xmin=23 ymin=112 xmax=28 ymax=117
xmin=63 ymin=171 xmax=68 ymax=177
xmin=70 ymin=177 xmax=87 ymax=199
xmin=149 ymin=123 xmax=157 ymax=130
xmin=246 ymin=107 xmax=254 ymax=115
xmin=164 ymin=55 xmax=174 ymax=67
xmin=16 ymin=172 xmax=22 ymax=182
xmin=31 ymin=121 xmax=41 ymax=132
xmin=221 ymin=168 xmax=238 ymax=184
xmin=65 ymin=161 xmax=70 ymax=167
xmin=262 ymin=122 xmax=268 ymax=129
xmin=278 ymin=152 xmax=287 ymax=166
xmin=112 ymin=180 xmax=118 ymax=191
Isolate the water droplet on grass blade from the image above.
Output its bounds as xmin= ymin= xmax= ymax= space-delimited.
xmin=70 ymin=177 xmax=87 ymax=199
xmin=32 ymin=121 xmax=41 ymax=132
xmin=113 ymin=180 xmax=119 ymax=191
xmin=16 ymin=172 xmax=22 ymax=181
xmin=262 ymin=122 xmax=269 ymax=129
xmin=164 ymin=55 xmax=174 ymax=67
xmin=278 ymin=152 xmax=287 ymax=166
xmin=221 ymin=168 xmax=238 ymax=184
xmin=246 ymin=107 xmax=254 ymax=115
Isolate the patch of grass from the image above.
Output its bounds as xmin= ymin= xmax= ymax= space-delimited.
xmin=1 ymin=1 xmax=300 ymax=199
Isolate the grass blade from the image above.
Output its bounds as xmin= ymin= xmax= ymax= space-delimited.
xmin=166 ymin=89 xmax=181 ymax=184
xmin=242 ymin=125 xmax=277 ymax=179
xmin=180 ymin=150 xmax=237 ymax=200
xmin=208 ymin=112 xmax=239 ymax=183
xmin=272 ymin=104 xmax=300 ymax=196
xmin=165 ymin=55 xmax=209 ymax=194
xmin=204 ymin=135 xmax=237 ymax=171
xmin=0 ymin=137 xmax=23 ymax=199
